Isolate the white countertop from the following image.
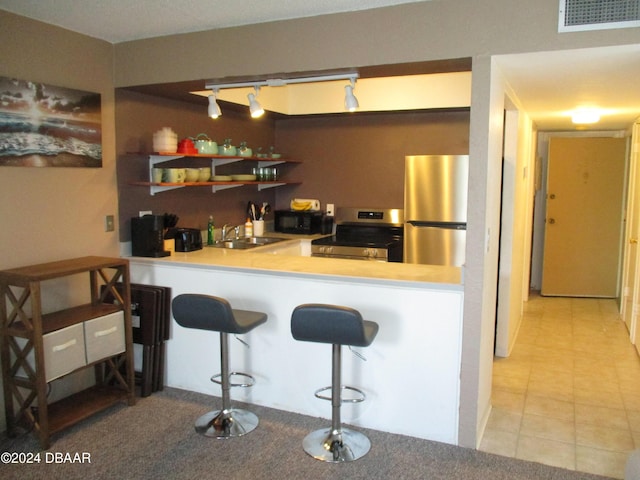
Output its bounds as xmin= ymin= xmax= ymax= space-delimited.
xmin=127 ymin=234 xmax=463 ymax=288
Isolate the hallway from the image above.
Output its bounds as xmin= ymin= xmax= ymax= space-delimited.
xmin=480 ymin=294 xmax=640 ymax=479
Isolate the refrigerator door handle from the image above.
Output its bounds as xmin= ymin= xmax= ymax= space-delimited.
xmin=407 ymin=221 xmax=466 ymax=230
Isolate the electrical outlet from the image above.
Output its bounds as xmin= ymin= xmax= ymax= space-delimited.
xmin=139 ymin=210 xmax=152 ymax=217
xmin=105 ymin=215 xmax=115 ymax=232
xmin=326 ymin=203 xmax=335 ymax=216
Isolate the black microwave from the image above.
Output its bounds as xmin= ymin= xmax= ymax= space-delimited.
xmin=274 ymin=210 xmax=331 ymax=235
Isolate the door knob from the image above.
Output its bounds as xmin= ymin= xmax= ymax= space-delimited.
xmin=631 ymin=238 xmax=638 ymax=244
xmin=549 ymin=193 xmax=556 ymax=199
xmin=548 ymin=218 xmax=556 ymax=224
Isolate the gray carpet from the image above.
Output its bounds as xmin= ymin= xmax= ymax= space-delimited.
xmin=1 ymin=387 xmax=613 ymax=479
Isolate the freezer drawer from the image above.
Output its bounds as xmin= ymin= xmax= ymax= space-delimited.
xmin=84 ymin=311 xmax=126 ymax=364
xmin=43 ymin=323 xmax=86 ymax=382
xmin=404 ymin=224 xmax=466 ymax=266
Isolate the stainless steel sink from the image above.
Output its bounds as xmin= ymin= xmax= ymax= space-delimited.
xmin=208 ymin=236 xmax=286 ymax=249
xmin=209 ymin=240 xmax=255 ymax=249
xmin=244 ymin=236 xmax=286 ymax=245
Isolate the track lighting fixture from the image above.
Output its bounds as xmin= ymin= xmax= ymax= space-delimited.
xmin=248 ymin=86 xmax=264 ymax=118
xmin=344 ymin=78 xmax=359 ymax=112
xmin=208 ymin=89 xmax=222 ymax=119
xmin=205 ymin=73 xmax=359 ymax=118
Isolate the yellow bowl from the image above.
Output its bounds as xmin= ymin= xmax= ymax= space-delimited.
xmin=185 ymin=168 xmax=200 ymax=182
xmin=198 ymin=167 xmax=211 ymax=182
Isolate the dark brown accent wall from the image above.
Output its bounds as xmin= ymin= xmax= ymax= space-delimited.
xmin=116 ymin=89 xmax=469 ymax=240
xmin=115 ymin=90 xmax=278 ymax=240
xmin=273 ymin=110 xmax=470 ymax=210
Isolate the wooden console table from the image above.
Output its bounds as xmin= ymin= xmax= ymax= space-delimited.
xmin=0 ymin=256 xmax=135 ymax=449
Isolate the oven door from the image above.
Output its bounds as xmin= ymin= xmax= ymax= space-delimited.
xmin=311 ymin=252 xmax=388 ymax=261
xmin=311 ymin=244 xmax=390 ymax=261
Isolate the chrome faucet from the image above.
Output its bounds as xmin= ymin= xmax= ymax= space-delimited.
xmin=221 ymin=224 xmax=240 ymax=240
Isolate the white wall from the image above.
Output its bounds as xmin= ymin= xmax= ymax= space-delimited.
xmin=458 ymin=55 xmax=507 ymax=447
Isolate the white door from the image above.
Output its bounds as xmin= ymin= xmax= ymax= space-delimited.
xmin=541 ymin=137 xmax=627 ymax=297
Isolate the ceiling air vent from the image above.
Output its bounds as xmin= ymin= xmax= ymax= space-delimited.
xmin=559 ymin=0 xmax=640 ymax=32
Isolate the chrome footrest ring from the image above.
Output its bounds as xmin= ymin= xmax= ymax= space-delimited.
xmin=314 ymin=385 xmax=366 ymax=403
xmin=210 ymin=371 xmax=255 ymax=388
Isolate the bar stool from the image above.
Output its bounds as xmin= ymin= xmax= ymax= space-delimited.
xmin=291 ymin=303 xmax=379 ymax=462
xmin=172 ymin=294 xmax=267 ymax=438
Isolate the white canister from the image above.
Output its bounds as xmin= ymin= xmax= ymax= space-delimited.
xmin=253 ymin=220 xmax=264 ymax=236
xmin=153 ymin=127 xmax=178 ymax=152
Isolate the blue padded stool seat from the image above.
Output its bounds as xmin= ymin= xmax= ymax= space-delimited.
xmin=291 ymin=303 xmax=378 ymax=463
xmin=291 ymin=304 xmax=378 ymax=347
xmin=173 ymin=294 xmax=267 ymax=334
xmin=172 ymin=294 xmax=267 ymax=438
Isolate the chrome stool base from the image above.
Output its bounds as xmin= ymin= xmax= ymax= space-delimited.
xmin=302 ymin=427 xmax=371 ymax=462
xmin=195 ymin=408 xmax=259 ymax=438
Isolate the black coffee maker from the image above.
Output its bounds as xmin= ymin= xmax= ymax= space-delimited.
xmin=131 ymin=215 xmax=170 ymax=257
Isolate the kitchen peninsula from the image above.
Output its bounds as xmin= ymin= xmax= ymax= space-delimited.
xmin=128 ymin=244 xmax=464 ymax=444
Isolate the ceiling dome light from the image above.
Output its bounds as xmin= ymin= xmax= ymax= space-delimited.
xmin=248 ymin=86 xmax=264 ymax=118
xmin=344 ymin=81 xmax=359 ymax=112
xmin=208 ymin=91 xmax=222 ymax=119
xmin=572 ymin=108 xmax=600 ymax=124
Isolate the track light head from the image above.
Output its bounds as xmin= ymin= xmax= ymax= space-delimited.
xmin=344 ymin=80 xmax=359 ymax=112
xmin=248 ymin=86 xmax=264 ymax=118
xmin=208 ymin=91 xmax=222 ymax=119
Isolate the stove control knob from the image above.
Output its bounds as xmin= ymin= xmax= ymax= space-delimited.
xmin=370 ymin=249 xmax=378 ymax=258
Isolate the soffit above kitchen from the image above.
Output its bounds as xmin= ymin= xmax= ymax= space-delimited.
xmin=122 ymin=59 xmax=473 ymax=117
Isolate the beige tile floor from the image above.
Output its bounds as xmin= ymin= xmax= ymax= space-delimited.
xmin=479 ymin=293 xmax=640 ymax=479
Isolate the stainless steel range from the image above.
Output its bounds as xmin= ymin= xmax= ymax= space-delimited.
xmin=311 ymin=207 xmax=404 ymax=261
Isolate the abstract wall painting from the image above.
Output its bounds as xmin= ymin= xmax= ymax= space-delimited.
xmin=0 ymin=77 xmax=102 ymax=167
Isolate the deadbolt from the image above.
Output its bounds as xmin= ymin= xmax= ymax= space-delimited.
xmin=548 ymin=218 xmax=556 ymax=224
xmin=549 ymin=194 xmax=556 ymax=199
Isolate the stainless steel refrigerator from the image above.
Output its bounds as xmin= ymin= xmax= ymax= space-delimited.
xmin=404 ymin=155 xmax=469 ymax=266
